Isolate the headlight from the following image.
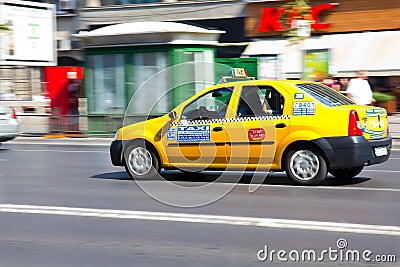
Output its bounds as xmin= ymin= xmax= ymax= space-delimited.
xmin=113 ymin=130 xmax=120 ymax=141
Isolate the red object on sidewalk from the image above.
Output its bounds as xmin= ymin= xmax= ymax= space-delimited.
xmin=44 ymin=66 xmax=84 ymax=116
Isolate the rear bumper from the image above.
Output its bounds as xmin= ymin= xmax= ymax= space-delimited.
xmin=312 ymin=135 xmax=392 ymax=169
xmin=110 ymin=140 xmax=124 ymax=166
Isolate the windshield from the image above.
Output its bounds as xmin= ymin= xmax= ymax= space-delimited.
xmin=296 ymin=83 xmax=354 ymax=107
xmin=181 ymin=88 xmax=233 ymax=120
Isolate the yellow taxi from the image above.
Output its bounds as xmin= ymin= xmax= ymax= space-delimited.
xmin=110 ymin=71 xmax=392 ymax=185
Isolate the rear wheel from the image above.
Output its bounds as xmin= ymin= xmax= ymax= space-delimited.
xmin=329 ymin=167 xmax=364 ymax=179
xmin=284 ymin=147 xmax=327 ymax=185
xmin=124 ymin=142 xmax=160 ymax=179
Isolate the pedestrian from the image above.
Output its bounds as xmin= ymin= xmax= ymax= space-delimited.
xmin=339 ymin=77 xmax=349 ymax=91
xmin=346 ymin=70 xmax=374 ymax=105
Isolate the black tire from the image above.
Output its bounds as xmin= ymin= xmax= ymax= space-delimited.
xmin=329 ymin=167 xmax=364 ymax=179
xmin=124 ymin=141 xmax=160 ymax=180
xmin=284 ymin=146 xmax=327 ymax=185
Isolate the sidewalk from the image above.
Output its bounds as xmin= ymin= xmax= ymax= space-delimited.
xmin=388 ymin=115 xmax=400 ymax=139
xmin=5 ymin=114 xmax=400 ymax=146
xmin=7 ymin=136 xmax=112 ymax=146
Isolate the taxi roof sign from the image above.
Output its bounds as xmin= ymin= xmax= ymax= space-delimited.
xmin=231 ymin=68 xmax=248 ymax=78
xmin=218 ymin=68 xmax=254 ymax=84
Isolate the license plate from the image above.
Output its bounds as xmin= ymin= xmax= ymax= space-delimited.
xmin=374 ymin=146 xmax=388 ymax=157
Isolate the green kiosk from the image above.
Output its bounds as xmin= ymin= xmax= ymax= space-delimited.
xmin=76 ymin=21 xmax=224 ymax=135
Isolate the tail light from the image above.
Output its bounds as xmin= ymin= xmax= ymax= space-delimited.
xmin=11 ymin=108 xmax=17 ymax=119
xmin=348 ymin=110 xmax=363 ymax=136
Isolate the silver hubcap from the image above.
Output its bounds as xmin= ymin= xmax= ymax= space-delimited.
xmin=128 ymin=147 xmax=152 ymax=176
xmin=289 ymin=150 xmax=319 ymax=181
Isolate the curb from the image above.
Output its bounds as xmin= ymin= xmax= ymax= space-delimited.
xmin=7 ymin=136 xmax=113 ymax=146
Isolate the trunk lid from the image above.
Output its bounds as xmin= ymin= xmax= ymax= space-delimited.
xmin=358 ymin=107 xmax=388 ymax=140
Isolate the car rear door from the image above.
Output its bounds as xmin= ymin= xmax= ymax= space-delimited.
xmin=223 ymin=83 xmax=291 ymax=169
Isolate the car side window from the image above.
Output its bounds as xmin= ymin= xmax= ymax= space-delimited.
xmin=181 ymin=88 xmax=233 ymax=121
xmin=237 ymin=86 xmax=284 ymax=117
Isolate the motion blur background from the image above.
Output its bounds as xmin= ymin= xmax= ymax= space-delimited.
xmin=0 ymin=0 xmax=399 ymax=136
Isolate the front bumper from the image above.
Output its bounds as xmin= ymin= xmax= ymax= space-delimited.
xmin=312 ymin=135 xmax=392 ymax=169
xmin=110 ymin=140 xmax=124 ymax=166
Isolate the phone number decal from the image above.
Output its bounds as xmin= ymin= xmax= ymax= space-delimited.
xmin=293 ymin=102 xmax=316 ymax=116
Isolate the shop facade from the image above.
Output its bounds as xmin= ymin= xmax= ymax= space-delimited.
xmin=243 ymin=0 xmax=400 ymax=85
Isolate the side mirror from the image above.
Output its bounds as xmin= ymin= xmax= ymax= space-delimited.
xmin=168 ymin=111 xmax=178 ymax=120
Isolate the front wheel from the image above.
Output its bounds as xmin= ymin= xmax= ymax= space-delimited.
xmin=284 ymin=147 xmax=327 ymax=185
xmin=124 ymin=142 xmax=160 ymax=180
xmin=329 ymin=167 xmax=364 ymax=179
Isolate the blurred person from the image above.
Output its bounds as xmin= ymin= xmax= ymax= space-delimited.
xmin=67 ymin=79 xmax=81 ymax=132
xmin=331 ymin=79 xmax=341 ymax=91
xmin=321 ymin=76 xmax=334 ymax=87
xmin=321 ymin=76 xmax=340 ymax=91
xmin=262 ymin=99 xmax=273 ymax=115
xmin=346 ymin=70 xmax=374 ymax=105
xmin=339 ymin=77 xmax=349 ymax=91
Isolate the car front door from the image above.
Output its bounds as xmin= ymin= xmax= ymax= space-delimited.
xmin=164 ymin=87 xmax=233 ymax=170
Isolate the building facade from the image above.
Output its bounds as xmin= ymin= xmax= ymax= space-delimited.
xmin=75 ymin=0 xmax=247 ymax=134
xmin=0 ymin=0 xmax=81 ymax=105
xmin=243 ymin=0 xmax=400 ymax=84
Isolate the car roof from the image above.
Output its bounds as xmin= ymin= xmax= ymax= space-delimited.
xmin=214 ymin=79 xmax=314 ymax=88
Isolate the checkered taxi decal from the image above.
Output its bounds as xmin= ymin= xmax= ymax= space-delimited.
xmin=170 ymin=115 xmax=291 ymax=126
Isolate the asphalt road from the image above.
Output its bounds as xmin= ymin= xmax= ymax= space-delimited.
xmin=0 ymin=142 xmax=399 ymax=267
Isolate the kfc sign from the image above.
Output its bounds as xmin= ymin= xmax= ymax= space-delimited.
xmin=257 ymin=3 xmax=338 ymax=33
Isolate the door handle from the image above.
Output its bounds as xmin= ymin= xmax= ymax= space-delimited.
xmin=275 ymin=123 xmax=286 ymax=129
xmin=213 ymin=126 xmax=224 ymax=132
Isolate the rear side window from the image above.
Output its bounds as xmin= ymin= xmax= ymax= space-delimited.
xmin=237 ymin=85 xmax=284 ymax=117
xmin=296 ymin=83 xmax=354 ymax=107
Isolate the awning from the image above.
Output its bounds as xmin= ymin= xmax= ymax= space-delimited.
xmin=242 ymin=39 xmax=286 ymax=55
xmin=243 ymin=30 xmax=400 ymax=76
xmin=75 ymin=21 xmax=225 ymax=48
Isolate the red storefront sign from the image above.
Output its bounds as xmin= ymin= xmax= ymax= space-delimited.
xmin=257 ymin=3 xmax=338 ymax=33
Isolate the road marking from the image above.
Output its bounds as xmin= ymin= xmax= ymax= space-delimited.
xmin=8 ymin=142 xmax=110 ymax=147
xmin=249 ymin=183 xmax=400 ymax=193
xmin=1 ymin=204 xmax=400 ymax=236
xmin=14 ymin=149 xmax=108 ymax=153
xmin=0 ymin=159 xmax=7 ymax=161
xmin=363 ymin=169 xmax=400 ymax=173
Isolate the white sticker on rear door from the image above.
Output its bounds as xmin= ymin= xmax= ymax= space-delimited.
xmin=293 ymin=102 xmax=316 ymax=116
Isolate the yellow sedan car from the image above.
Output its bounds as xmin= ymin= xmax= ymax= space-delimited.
xmin=110 ymin=79 xmax=392 ymax=185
